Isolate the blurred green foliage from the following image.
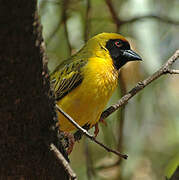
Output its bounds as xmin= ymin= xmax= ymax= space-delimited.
xmin=38 ymin=0 xmax=179 ymax=179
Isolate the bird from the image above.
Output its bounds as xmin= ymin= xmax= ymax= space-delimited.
xmin=50 ymin=32 xmax=142 ymax=137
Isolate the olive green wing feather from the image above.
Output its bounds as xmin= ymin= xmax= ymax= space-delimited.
xmin=50 ymin=59 xmax=87 ymax=100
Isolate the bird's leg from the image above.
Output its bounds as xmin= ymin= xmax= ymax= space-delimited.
xmin=63 ymin=132 xmax=75 ymax=154
xmin=99 ymin=117 xmax=107 ymax=126
xmin=94 ymin=123 xmax=99 ymax=137
xmin=94 ymin=118 xmax=108 ymax=137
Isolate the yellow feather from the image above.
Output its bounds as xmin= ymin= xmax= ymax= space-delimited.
xmin=57 ymin=56 xmax=118 ymax=131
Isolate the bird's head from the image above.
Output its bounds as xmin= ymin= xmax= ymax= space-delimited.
xmin=85 ymin=32 xmax=142 ymax=70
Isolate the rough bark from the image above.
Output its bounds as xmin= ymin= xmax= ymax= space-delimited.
xmin=0 ymin=0 xmax=68 ymax=179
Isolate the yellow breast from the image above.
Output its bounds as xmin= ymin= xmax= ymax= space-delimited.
xmin=57 ymin=57 xmax=118 ymax=132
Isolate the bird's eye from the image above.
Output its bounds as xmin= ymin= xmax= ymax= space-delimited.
xmin=115 ymin=41 xmax=122 ymax=48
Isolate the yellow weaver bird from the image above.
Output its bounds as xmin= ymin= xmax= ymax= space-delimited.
xmin=50 ymin=32 xmax=142 ymax=134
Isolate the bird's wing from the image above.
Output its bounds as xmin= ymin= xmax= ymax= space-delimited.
xmin=50 ymin=59 xmax=88 ymax=100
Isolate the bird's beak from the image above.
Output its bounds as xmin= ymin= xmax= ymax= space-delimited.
xmin=123 ymin=49 xmax=142 ymax=61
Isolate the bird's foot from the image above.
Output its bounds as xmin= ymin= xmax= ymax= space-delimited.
xmin=63 ymin=132 xmax=75 ymax=154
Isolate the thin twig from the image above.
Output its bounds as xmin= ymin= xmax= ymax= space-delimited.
xmin=46 ymin=0 xmax=72 ymax=54
xmin=62 ymin=0 xmax=72 ymax=55
xmin=101 ymin=50 xmax=179 ymax=120
xmin=50 ymin=143 xmax=77 ymax=180
xmin=84 ymin=0 xmax=91 ymax=42
xmin=95 ymin=50 xmax=179 ymax=171
xmin=105 ymin=0 xmax=121 ymax=31
xmin=121 ymin=15 xmax=179 ymax=26
xmin=45 ymin=1 xmax=62 ymax=43
xmin=46 ymin=19 xmax=63 ymax=44
xmin=56 ymin=104 xmax=128 ymax=159
xmin=166 ymin=69 xmax=179 ymax=74
xmin=103 ymin=1 xmax=179 ymax=29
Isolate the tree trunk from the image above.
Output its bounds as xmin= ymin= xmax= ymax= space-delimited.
xmin=0 ymin=0 xmax=68 ymax=179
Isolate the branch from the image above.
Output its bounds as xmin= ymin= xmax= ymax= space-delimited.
xmin=105 ymin=0 xmax=179 ymax=31
xmin=121 ymin=15 xmax=179 ymax=25
xmin=84 ymin=0 xmax=91 ymax=42
xmin=55 ymin=50 xmax=179 ymax=161
xmin=105 ymin=0 xmax=121 ymax=31
xmin=56 ymin=105 xmax=128 ymax=160
xmin=166 ymin=69 xmax=179 ymax=74
xmin=46 ymin=0 xmax=72 ymax=54
xmin=101 ymin=50 xmax=179 ymax=120
xmin=50 ymin=143 xmax=77 ymax=180
xmin=95 ymin=50 xmax=179 ymax=171
xmin=62 ymin=0 xmax=72 ymax=55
